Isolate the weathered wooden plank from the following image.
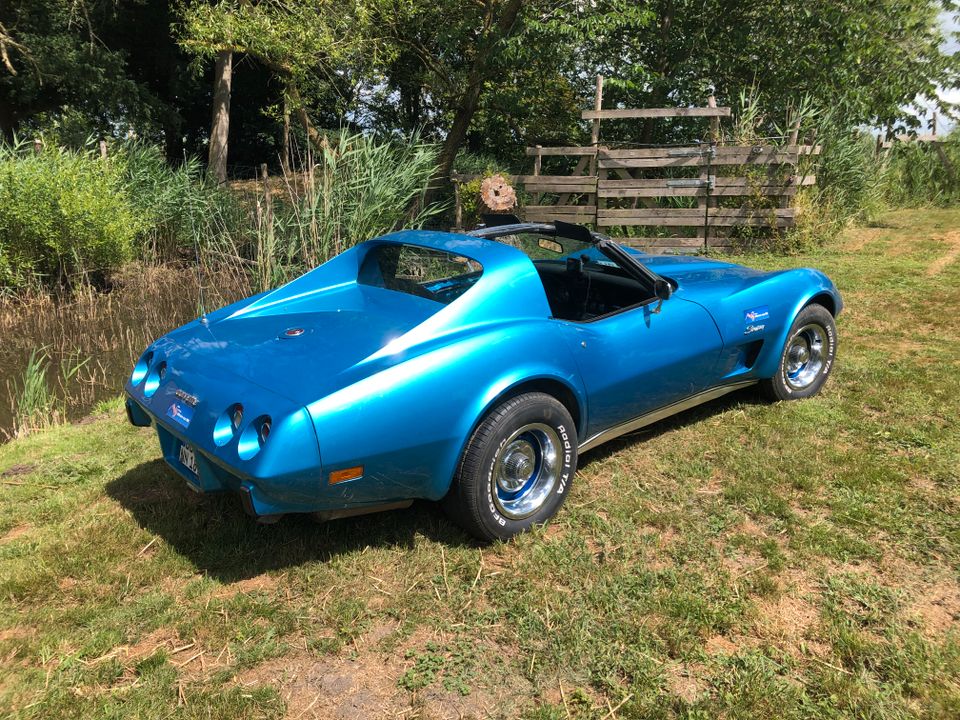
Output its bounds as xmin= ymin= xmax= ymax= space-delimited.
xmin=598 ymin=207 xmax=795 ymax=228
xmin=524 ymin=146 xmax=597 ymax=156
xmin=525 ymin=179 xmax=598 ymax=194
xmin=598 ymin=216 xmax=794 ymax=228
xmin=601 ymin=145 xmax=809 ymax=159
xmin=523 ymin=205 xmax=597 ymax=223
xmin=451 ymin=173 xmax=592 ymax=186
xmin=581 ymin=107 xmax=731 ymax=120
xmin=600 ymin=207 xmax=795 ymax=218
xmin=599 ymin=152 xmax=798 ymax=169
xmin=597 ymin=176 xmax=816 ymax=198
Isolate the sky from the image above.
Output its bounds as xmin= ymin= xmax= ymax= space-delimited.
xmin=924 ymin=11 xmax=960 ymax=134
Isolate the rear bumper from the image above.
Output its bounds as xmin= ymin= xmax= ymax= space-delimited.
xmin=126 ymin=393 xmax=408 ymax=520
xmin=127 ymin=394 xmax=301 ymax=516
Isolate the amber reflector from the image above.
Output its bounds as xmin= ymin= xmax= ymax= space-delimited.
xmin=329 ymin=466 xmax=363 ymax=484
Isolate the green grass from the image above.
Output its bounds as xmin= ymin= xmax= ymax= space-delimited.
xmin=2 ymin=209 xmax=959 ymax=719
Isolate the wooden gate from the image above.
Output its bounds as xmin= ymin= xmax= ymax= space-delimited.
xmin=451 ymin=77 xmax=820 ymax=252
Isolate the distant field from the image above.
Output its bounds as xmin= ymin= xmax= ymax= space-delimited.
xmin=1 ymin=209 xmax=958 ymax=719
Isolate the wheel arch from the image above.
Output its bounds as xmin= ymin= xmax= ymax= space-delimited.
xmin=806 ymin=291 xmax=839 ymax=316
xmin=441 ymin=374 xmax=585 ymax=503
xmin=755 ymin=287 xmax=840 ymax=379
xmin=483 ymin=377 xmax=584 ymax=437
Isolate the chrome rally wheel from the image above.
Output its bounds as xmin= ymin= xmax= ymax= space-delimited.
xmin=762 ymin=303 xmax=837 ymax=401
xmin=784 ymin=322 xmax=827 ymax=390
xmin=492 ymin=423 xmax=561 ymax=520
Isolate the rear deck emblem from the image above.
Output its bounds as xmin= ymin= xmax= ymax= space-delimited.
xmin=175 ymin=389 xmax=199 ymax=407
xmin=167 ymin=401 xmax=194 ymax=428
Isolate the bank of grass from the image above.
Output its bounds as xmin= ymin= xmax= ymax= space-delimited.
xmin=1 ymin=208 xmax=958 ymax=719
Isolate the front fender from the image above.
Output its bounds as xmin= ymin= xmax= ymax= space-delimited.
xmin=753 ymin=269 xmax=843 ymax=378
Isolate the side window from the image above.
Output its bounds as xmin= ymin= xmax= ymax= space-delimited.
xmin=358 ymin=244 xmax=483 ymax=304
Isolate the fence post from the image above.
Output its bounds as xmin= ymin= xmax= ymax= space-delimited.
xmin=589 ymin=75 xmax=603 ymax=175
xmin=261 ymin=163 xmax=274 ymax=252
xmin=99 ymin=139 xmax=108 ymax=160
xmin=697 ymin=95 xmax=719 ymax=248
xmin=33 ymin=138 xmax=42 ymax=153
xmin=708 ymin=94 xmax=720 ymax=142
xmin=533 ymin=145 xmax=542 ymax=176
xmin=788 ymin=116 xmax=801 ymax=146
xmin=452 ymin=172 xmax=463 ymax=231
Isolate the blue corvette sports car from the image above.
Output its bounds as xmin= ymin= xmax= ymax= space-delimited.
xmin=125 ymin=219 xmax=841 ymax=540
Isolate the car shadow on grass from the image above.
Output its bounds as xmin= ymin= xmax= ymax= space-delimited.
xmin=107 ymin=387 xmax=764 ymax=580
xmin=105 ymin=460 xmax=475 ymax=582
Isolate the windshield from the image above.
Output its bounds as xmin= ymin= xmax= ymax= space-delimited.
xmin=488 ymin=231 xmax=610 ymax=266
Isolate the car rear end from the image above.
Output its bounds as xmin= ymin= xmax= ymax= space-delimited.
xmin=125 ymin=333 xmax=323 ymax=519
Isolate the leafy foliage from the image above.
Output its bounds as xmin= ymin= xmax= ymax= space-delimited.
xmin=0 ymin=142 xmax=141 ymax=288
xmin=882 ymin=132 xmax=960 ymax=206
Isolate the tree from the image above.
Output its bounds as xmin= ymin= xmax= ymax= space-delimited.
xmin=178 ymin=0 xmax=375 ymax=153
xmin=585 ymin=0 xmax=960 ymax=143
xmin=208 ymin=50 xmax=232 ymax=182
xmin=365 ymin=0 xmax=652 ymax=176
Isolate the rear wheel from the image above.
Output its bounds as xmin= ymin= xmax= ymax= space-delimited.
xmin=444 ymin=392 xmax=577 ymax=541
xmin=761 ymin=303 xmax=837 ymax=401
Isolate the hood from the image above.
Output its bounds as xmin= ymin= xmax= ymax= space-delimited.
xmin=162 ymin=282 xmax=443 ymax=404
xmin=632 ymin=253 xmax=781 ymax=303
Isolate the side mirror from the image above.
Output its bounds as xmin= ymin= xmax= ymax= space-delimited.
xmin=654 ymin=278 xmax=673 ymax=301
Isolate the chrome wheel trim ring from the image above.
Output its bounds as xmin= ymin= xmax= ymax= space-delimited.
xmin=492 ymin=423 xmax=561 ymax=520
xmin=785 ymin=322 xmax=827 ymax=390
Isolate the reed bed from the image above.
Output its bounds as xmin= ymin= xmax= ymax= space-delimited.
xmin=0 ymin=263 xmax=252 ymax=439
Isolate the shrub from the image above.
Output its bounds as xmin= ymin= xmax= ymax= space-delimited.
xmin=251 ymin=131 xmax=445 ymax=288
xmin=0 ymin=142 xmax=142 ymax=289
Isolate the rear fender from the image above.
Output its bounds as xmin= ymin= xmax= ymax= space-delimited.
xmin=308 ymin=320 xmax=582 ymax=502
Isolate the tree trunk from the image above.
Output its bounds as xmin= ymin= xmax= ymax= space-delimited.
xmin=208 ymin=50 xmax=232 ymax=183
xmin=432 ymin=0 xmax=524 ymax=190
xmin=436 ymin=76 xmax=485 ymax=182
xmin=286 ymin=83 xmax=325 ymax=150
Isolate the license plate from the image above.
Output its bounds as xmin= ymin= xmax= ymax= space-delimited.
xmin=178 ymin=443 xmax=199 ymax=476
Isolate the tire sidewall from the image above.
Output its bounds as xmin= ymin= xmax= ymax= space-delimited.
xmin=774 ymin=305 xmax=837 ymax=400
xmin=474 ymin=398 xmax=576 ymax=539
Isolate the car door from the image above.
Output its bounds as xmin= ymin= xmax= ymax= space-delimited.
xmin=556 ymin=296 xmax=724 ymax=438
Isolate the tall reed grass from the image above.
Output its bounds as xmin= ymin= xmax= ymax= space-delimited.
xmin=238 ymin=132 xmax=445 ymax=288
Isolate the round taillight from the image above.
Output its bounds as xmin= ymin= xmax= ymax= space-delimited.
xmin=214 ymin=402 xmax=244 ymax=447
xmin=131 ymin=350 xmax=153 ymax=386
xmin=144 ymin=360 xmax=167 ymax=397
xmin=238 ymin=415 xmax=272 ymax=460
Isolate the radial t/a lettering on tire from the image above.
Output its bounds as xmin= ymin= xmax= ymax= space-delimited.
xmin=761 ymin=303 xmax=837 ymax=401
xmin=444 ymin=392 xmax=577 ymax=541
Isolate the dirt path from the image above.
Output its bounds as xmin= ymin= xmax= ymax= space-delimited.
xmin=927 ymin=231 xmax=960 ymax=276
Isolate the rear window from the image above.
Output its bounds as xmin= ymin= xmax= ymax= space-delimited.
xmin=358 ymin=244 xmax=483 ymax=304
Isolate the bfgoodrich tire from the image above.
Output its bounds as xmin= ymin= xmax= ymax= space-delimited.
xmin=444 ymin=392 xmax=577 ymax=542
xmin=761 ymin=303 xmax=837 ymax=401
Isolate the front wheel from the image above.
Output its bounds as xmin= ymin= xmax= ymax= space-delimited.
xmin=761 ymin=303 xmax=837 ymax=401
xmin=444 ymin=392 xmax=577 ymax=541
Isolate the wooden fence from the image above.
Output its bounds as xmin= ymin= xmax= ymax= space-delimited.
xmin=452 ymin=76 xmax=821 ymax=252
